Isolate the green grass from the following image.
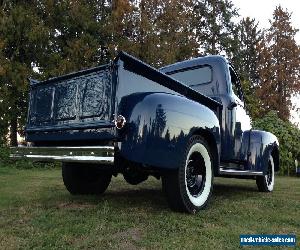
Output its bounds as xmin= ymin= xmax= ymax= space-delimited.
xmin=0 ymin=166 xmax=299 ymax=250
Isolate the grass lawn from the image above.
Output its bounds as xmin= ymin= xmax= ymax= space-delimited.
xmin=0 ymin=166 xmax=299 ymax=250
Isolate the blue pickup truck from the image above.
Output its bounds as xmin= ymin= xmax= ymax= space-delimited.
xmin=11 ymin=52 xmax=279 ymax=213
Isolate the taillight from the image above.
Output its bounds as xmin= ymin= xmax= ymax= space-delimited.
xmin=114 ymin=115 xmax=126 ymax=129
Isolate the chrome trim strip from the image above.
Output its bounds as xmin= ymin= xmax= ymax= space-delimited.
xmin=219 ymin=167 xmax=263 ymax=176
xmin=25 ymin=121 xmax=115 ymax=132
xmin=10 ymin=146 xmax=115 ymax=165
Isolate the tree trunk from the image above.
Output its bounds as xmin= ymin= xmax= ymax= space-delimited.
xmin=10 ymin=118 xmax=18 ymax=146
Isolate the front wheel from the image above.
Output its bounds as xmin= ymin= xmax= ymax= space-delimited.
xmin=162 ymin=136 xmax=213 ymax=213
xmin=62 ymin=163 xmax=112 ymax=195
xmin=256 ymin=155 xmax=275 ymax=192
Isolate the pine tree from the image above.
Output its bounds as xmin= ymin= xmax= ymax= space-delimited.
xmin=108 ymin=0 xmax=140 ymax=58
xmin=230 ymin=17 xmax=262 ymax=118
xmin=256 ymin=6 xmax=300 ymax=121
xmin=109 ymin=0 xmax=198 ymax=67
xmin=38 ymin=0 xmax=112 ymax=78
xmin=192 ymin=0 xmax=238 ymax=55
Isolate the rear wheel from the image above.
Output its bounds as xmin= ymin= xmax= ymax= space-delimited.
xmin=162 ymin=136 xmax=213 ymax=213
xmin=256 ymin=155 xmax=275 ymax=192
xmin=62 ymin=163 xmax=112 ymax=195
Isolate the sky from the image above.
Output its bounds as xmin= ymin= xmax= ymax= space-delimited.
xmin=231 ymin=0 xmax=300 ymax=41
xmin=230 ymin=0 xmax=300 ymax=126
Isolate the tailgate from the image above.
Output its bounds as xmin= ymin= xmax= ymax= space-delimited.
xmin=26 ymin=65 xmax=115 ymax=136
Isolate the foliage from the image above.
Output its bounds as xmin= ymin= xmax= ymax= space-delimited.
xmin=192 ymin=0 xmax=239 ymax=55
xmin=0 ymin=146 xmax=29 ymax=168
xmin=37 ymin=0 xmax=112 ymax=78
xmin=256 ymin=6 xmax=300 ymax=121
xmin=230 ymin=17 xmax=262 ymax=119
xmin=253 ymin=111 xmax=300 ymax=175
xmin=0 ymin=146 xmax=10 ymax=164
xmin=109 ymin=0 xmax=198 ymax=67
xmin=0 ymin=1 xmax=49 ymax=145
xmin=0 ymin=145 xmax=60 ymax=169
xmin=234 ymin=18 xmax=261 ymax=85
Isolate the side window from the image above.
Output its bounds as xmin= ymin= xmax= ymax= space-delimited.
xmin=229 ymin=67 xmax=243 ymax=102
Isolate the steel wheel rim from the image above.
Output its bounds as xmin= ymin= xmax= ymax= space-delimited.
xmin=186 ymin=153 xmax=206 ymax=197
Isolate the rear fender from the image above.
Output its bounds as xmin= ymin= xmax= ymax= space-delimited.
xmin=116 ymin=92 xmax=221 ymax=170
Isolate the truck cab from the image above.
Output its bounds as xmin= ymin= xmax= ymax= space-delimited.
xmin=161 ymin=55 xmax=278 ymax=176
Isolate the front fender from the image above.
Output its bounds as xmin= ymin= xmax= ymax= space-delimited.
xmin=241 ymin=130 xmax=279 ymax=173
xmin=117 ymin=92 xmax=220 ymax=169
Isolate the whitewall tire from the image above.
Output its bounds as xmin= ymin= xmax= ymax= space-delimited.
xmin=256 ymin=155 xmax=275 ymax=192
xmin=162 ymin=136 xmax=214 ymax=213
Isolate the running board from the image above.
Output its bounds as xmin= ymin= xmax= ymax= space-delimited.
xmin=219 ymin=167 xmax=263 ymax=176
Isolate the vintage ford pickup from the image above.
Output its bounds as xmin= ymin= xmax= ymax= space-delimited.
xmin=11 ymin=52 xmax=279 ymax=213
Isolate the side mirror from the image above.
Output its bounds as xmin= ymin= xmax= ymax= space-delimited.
xmin=228 ymin=101 xmax=237 ymax=110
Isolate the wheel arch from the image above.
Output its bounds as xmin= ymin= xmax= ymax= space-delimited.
xmin=191 ymin=129 xmax=220 ymax=176
xmin=271 ymin=146 xmax=279 ymax=172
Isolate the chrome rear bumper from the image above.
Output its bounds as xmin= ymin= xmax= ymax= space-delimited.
xmin=10 ymin=146 xmax=114 ymax=165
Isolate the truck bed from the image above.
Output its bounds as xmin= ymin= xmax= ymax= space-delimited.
xmin=26 ymin=52 xmax=222 ymax=144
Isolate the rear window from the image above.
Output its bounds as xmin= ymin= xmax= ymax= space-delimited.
xmin=167 ymin=65 xmax=212 ymax=87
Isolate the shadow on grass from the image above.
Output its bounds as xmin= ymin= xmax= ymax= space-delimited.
xmin=105 ymin=188 xmax=167 ymax=208
xmin=0 ymin=167 xmax=15 ymax=175
xmin=38 ymin=183 xmax=167 ymax=211
xmin=39 ymin=178 xmax=260 ymax=213
xmin=213 ymin=183 xmax=258 ymax=195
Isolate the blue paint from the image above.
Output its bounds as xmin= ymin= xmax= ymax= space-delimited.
xmin=117 ymin=92 xmax=220 ymax=169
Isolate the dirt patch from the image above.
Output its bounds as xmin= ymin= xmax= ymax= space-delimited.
xmin=56 ymin=202 xmax=96 ymax=210
xmin=113 ymin=227 xmax=144 ymax=250
xmin=114 ymin=227 xmax=142 ymax=241
xmin=0 ymin=234 xmax=23 ymax=250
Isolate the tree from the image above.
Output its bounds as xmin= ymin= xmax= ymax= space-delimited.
xmin=108 ymin=0 xmax=139 ymax=58
xmin=230 ymin=17 xmax=262 ymax=118
xmin=253 ymin=111 xmax=300 ymax=176
xmin=0 ymin=1 xmax=49 ymax=145
xmin=109 ymin=0 xmax=198 ymax=67
xmin=37 ymin=0 xmax=112 ymax=78
xmin=139 ymin=0 xmax=198 ymax=66
xmin=256 ymin=6 xmax=300 ymax=121
xmin=192 ymin=0 xmax=238 ymax=55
